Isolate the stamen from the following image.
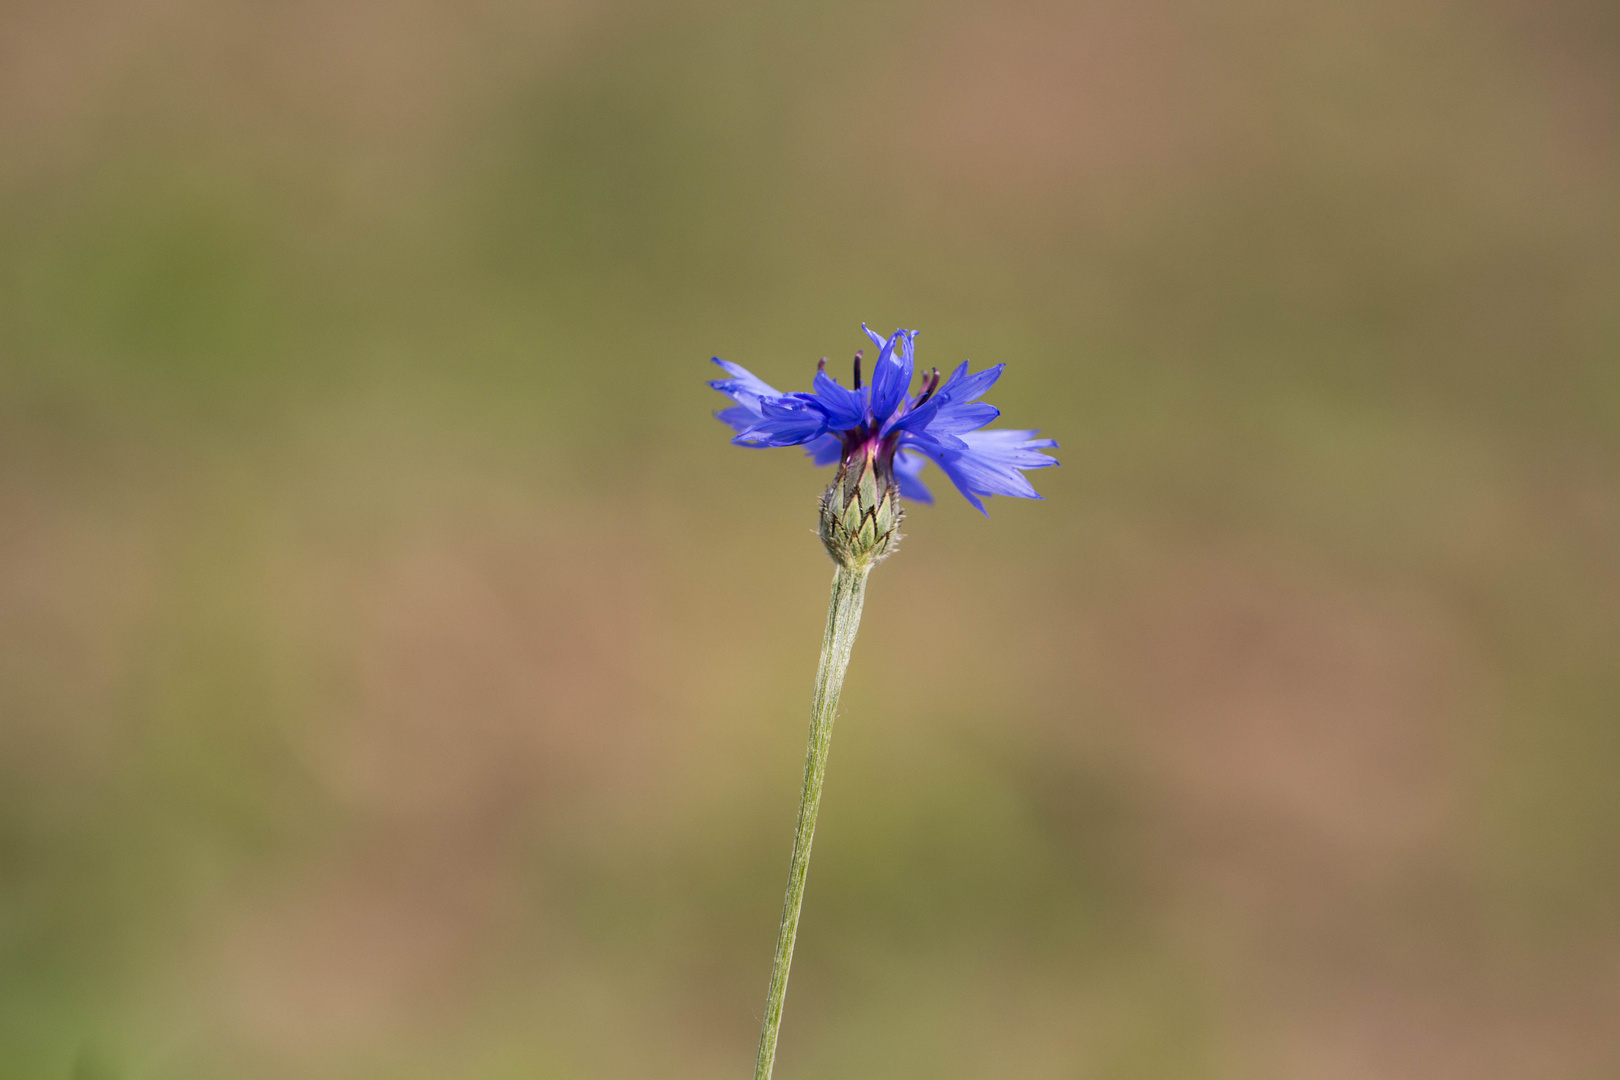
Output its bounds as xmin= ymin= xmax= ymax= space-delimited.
xmin=852 ymin=350 xmax=863 ymax=390
xmin=913 ymin=367 xmax=943 ymax=408
xmin=817 ymin=357 xmax=828 ymax=375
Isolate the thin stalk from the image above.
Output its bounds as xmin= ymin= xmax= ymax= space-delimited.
xmin=754 ymin=563 xmax=871 ymax=1080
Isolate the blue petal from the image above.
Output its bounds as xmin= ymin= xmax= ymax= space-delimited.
xmin=923 ymin=401 xmax=1000 ymax=435
xmin=811 ymin=370 xmax=866 ymax=431
xmin=935 ymin=362 xmax=1003 ymax=405
xmin=925 ymin=451 xmax=988 ymax=513
xmin=889 ymin=397 xmax=999 ymax=438
xmin=893 ymin=450 xmax=933 ymax=504
xmin=716 ymin=404 xmax=761 ymax=433
xmin=960 ymin=428 xmax=1060 ymax=465
xmin=903 ymin=429 xmax=1057 ymax=514
xmin=886 ymin=392 xmax=942 ymax=435
xmin=869 ymin=328 xmax=915 ymax=424
xmin=861 ymin=323 xmax=887 ymax=350
xmin=732 ymin=396 xmax=829 ymax=447
xmin=709 ymin=358 xmax=781 ymax=401
xmin=710 ymin=358 xmax=789 ymax=439
xmin=805 ymin=434 xmax=844 ymax=466
xmin=898 ymin=427 xmax=968 ymax=454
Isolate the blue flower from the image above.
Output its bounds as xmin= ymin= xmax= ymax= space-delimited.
xmin=710 ymin=325 xmax=1058 ymax=514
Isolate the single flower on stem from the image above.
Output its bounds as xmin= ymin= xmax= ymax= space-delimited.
xmin=709 ymin=324 xmax=1056 ymax=1080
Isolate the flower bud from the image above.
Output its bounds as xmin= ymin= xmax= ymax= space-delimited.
xmin=818 ymin=445 xmax=902 ymax=569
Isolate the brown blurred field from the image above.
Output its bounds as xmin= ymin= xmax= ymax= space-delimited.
xmin=2 ymin=1 xmax=1618 ymax=1077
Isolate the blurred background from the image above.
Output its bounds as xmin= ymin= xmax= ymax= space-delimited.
xmin=2 ymin=0 xmax=1618 ymax=1077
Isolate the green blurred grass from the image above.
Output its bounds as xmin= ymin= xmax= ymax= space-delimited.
xmin=2 ymin=0 xmax=1618 ymax=1077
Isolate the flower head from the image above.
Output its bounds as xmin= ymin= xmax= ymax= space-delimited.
xmin=710 ymin=324 xmax=1059 ymax=519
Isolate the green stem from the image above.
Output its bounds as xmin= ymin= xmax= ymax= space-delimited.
xmin=754 ymin=563 xmax=871 ymax=1080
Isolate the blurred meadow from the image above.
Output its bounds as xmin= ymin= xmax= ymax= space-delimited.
xmin=2 ymin=0 xmax=1619 ymax=1077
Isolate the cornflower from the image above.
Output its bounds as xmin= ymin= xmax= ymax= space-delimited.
xmin=710 ymin=324 xmax=1056 ymax=1079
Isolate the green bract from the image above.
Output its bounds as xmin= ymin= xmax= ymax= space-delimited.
xmin=818 ymin=448 xmax=902 ymax=570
